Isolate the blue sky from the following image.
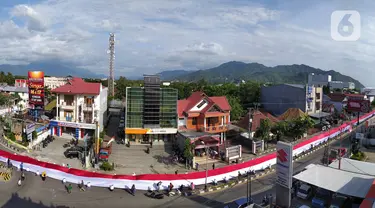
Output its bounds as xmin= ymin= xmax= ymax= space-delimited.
xmin=0 ymin=0 xmax=374 ymax=86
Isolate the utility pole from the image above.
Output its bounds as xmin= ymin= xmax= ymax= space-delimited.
xmin=248 ymin=108 xmax=254 ymax=140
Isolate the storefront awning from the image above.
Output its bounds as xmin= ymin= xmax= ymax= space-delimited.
xmin=125 ymin=128 xmax=148 ymax=134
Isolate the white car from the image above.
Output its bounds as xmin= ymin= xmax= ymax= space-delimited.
xmin=297 ymin=184 xmax=313 ymax=200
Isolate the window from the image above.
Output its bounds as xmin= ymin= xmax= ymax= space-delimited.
xmin=316 ymin=93 xmax=321 ymax=100
xmin=316 ymin=102 xmax=321 ymax=110
xmin=196 ymin=100 xmax=207 ymax=109
xmin=192 ymin=117 xmax=197 ymax=125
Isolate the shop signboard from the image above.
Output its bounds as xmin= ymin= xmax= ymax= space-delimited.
xmin=26 ymin=123 xmax=36 ymax=135
xmin=276 ymin=141 xmax=293 ymax=189
xmin=146 ymin=128 xmax=177 ymax=134
xmin=28 ymin=71 xmax=45 ymax=109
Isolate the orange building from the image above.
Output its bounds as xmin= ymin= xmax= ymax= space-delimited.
xmin=177 ymin=91 xmax=231 ymax=134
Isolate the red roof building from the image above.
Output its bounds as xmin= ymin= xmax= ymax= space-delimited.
xmin=51 ymin=78 xmax=101 ymax=95
xmin=177 ymin=91 xmax=231 ymax=133
xmin=237 ymin=110 xmax=279 ymax=132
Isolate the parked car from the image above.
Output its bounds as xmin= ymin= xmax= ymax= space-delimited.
xmin=64 ymin=147 xmax=84 ymax=159
xmin=329 ymin=194 xmax=352 ymax=208
xmin=297 ymin=184 xmax=314 ymax=200
xmin=312 ymin=188 xmax=332 ymax=208
xmin=224 ymin=197 xmax=253 ymax=208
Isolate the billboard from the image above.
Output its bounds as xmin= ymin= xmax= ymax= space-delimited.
xmin=276 ymin=141 xmax=293 ymax=189
xmin=28 ymin=71 xmax=45 ymax=109
xmin=347 ymin=98 xmax=371 ymax=113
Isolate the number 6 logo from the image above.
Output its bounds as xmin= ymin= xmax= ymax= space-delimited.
xmin=331 ymin=10 xmax=361 ymax=41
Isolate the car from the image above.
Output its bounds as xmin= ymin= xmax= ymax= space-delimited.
xmin=329 ymin=194 xmax=352 ymax=208
xmin=297 ymin=184 xmax=314 ymax=200
xmin=312 ymin=188 xmax=332 ymax=208
xmin=224 ymin=197 xmax=253 ymax=208
xmin=64 ymin=149 xmax=82 ymax=159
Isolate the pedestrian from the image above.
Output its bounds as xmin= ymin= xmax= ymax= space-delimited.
xmin=41 ymin=171 xmax=46 ymax=181
xmin=156 ymin=181 xmax=162 ymax=192
xmin=7 ymin=159 xmax=10 ymax=168
xmin=212 ymin=163 xmax=215 ymax=170
xmin=79 ymin=180 xmax=85 ymax=191
xmin=195 ymin=163 xmax=199 ymax=171
xmin=190 ymin=182 xmax=195 ymax=190
xmin=67 ymin=164 xmax=70 ymax=169
xmin=175 ymin=170 xmax=178 ymax=175
xmin=21 ymin=171 xmax=25 ymax=181
xmin=131 ymin=184 xmax=135 ymax=196
xmin=150 ymin=140 xmax=153 ymax=148
xmin=20 ymin=162 xmax=23 ymax=171
xmin=169 ymin=182 xmax=174 ymax=193
xmin=67 ymin=183 xmax=72 ymax=194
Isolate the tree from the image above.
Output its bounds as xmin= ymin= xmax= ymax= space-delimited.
xmin=238 ymin=81 xmax=261 ymax=109
xmin=271 ymin=121 xmax=288 ymax=141
xmin=289 ymin=115 xmax=314 ymax=140
xmin=255 ymin=119 xmax=272 ymax=148
xmin=32 ymin=131 xmax=38 ymax=140
xmin=183 ymin=138 xmax=195 ymax=169
xmin=227 ymin=96 xmax=244 ymax=121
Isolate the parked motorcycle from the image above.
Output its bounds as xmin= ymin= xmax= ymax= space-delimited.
xmin=145 ymin=191 xmax=164 ymax=199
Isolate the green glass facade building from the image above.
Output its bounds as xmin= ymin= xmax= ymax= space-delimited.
xmin=125 ymin=75 xmax=178 ymax=143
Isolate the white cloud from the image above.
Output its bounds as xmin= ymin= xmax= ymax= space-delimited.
xmin=0 ymin=0 xmax=374 ymax=85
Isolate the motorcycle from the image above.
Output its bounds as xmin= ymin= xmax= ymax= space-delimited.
xmin=145 ymin=191 xmax=164 ymax=199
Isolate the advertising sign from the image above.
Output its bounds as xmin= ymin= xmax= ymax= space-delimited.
xmin=347 ymin=98 xmax=371 ymax=113
xmin=28 ymin=71 xmax=45 ymax=109
xmin=276 ymin=141 xmax=293 ymax=189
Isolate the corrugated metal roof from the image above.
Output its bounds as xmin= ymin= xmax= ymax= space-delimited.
xmin=293 ymin=164 xmax=374 ymax=198
xmin=329 ymin=158 xmax=375 ymax=176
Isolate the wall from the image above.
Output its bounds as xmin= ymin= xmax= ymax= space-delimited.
xmin=29 ymin=130 xmax=51 ymax=147
xmin=261 ymin=84 xmax=306 ymax=116
xmin=1 ymin=110 xmax=374 ymax=191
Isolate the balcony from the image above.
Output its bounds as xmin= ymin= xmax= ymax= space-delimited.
xmin=60 ymin=101 xmax=75 ymax=110
xmin=200 ymin=125 xmax=228 ymax=133
xmin=82 ymin=103 xmax=95 ymax=111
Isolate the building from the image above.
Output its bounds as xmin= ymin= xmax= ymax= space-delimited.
xmin=308 ymin=73 xmax=332 ymax=87
xmin=362 ymin=87 xmax=375 ymax=103
xmin=50 ymin=78 xmax=108 ymax=139
xmin=45 ymin=77 xmax=70 ymax=90
xmin=125 ymin=75 xmax=178 ymax=143
xmin=260 ymin=84 xmax=323 ymax=116
xmin=237 ymin=109 xmax=279 ymax=138
xmin=0 ymin=86 xmax=29 ymax=111
xmin=329 ymin=81 xmax=355 ymax=90
xmin=14 ymin=79 xmax=28 ymax=88
xmin=325 ymin=93 xmax=368 ymax=114
xmin=177 ymin=91 xmax=231 ymax=137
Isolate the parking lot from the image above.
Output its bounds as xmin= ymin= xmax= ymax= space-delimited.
xmin=29 ymin=136 xmax=86 ymax=169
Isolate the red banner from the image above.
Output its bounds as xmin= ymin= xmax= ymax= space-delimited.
xmin=28 ymin=71 xmax=45 ymax=109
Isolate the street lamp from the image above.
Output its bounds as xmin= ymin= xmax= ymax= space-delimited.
xmin=201 ymin=141 xmax=209 ymax=191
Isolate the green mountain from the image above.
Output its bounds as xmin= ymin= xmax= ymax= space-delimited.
xmin=164 ymin=61 xmax=364 ymax=88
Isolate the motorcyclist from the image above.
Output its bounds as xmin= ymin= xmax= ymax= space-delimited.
xmin=17 ymin=178 xmax=22 ymax=186
xmin=21 ymin=172 xmax=25 ymax=181
xmin=67 ymin=183 xmax=72 ymax=193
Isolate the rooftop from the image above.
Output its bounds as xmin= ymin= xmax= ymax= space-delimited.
xmin=329 ymin=158 xmax=375 ymax=176
xmin=278 ymin=108 xmax=306 ymax=121
xmin=0 ymin=86 xmax=28 ymax=93
xmin=237 ymin=109 xmax=279 ymax=131
xmin=51 ymin=77 xmax=102 ymax=95
xmin=293 ymin=164 xmax=374 ymax=198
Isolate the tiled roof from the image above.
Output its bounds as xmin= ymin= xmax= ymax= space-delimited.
xmin=278 ymin=108 xmax=306 ymax=121
xmin=51 ymin=77 xmax=101 ymax=95
xmin=177 ymin=91 xmax=231 ymax=117
xmin=327 ymin=93 xmax=347 ymax=102
xmin=237 ymin=110 xmax=279 ymax=131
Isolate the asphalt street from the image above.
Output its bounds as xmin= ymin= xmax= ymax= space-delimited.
xmin=0 ymin=126 xmax=355 ymax=208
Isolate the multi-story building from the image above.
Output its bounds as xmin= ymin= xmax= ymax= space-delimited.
xmin=125 ymin=75 xmax=178 ymax=143
xmin=329 ymin=81 xmax=355 ymax=90
xmin=14 ymin=79 xmax=28 ymax=88
xmin=0 ymin=86 xmax=29 ymax=111
xmin=50 ymin=78 xmax=108 ymax=139
xmin=177 ymin=91 xmax=231 ymax=134
xmin=261 ymin=84 xmax=323 ymax=116
xmin=308 ymin=73 xmax=332 ymax=87
xmin=45 ymin=77 xmax=71 ymax=90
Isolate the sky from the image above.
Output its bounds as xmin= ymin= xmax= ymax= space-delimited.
xmin=0 ymin=0 xmax=374 ymax=86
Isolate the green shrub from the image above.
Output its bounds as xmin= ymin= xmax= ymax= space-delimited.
xmin=7 ymin=132 xmax=16 ymax=141
xmin=100 ymin=161 xmax=114 ymax=171
xmin=350 ymin=151 xmax=366 ymax=161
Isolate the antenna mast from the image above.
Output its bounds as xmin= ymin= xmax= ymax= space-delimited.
xmin=108 ymin=33 xmax=115 ymax=97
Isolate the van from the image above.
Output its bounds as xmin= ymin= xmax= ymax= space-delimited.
xmin=297 ymin=184 xmax=313 ymax=200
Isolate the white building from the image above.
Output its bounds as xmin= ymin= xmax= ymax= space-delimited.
xmin=50 ymin=78 xmax=108 ymax=139
xmin=0 ymin=86 xmax=29 ymax=111
xmin=362 ymin=87 xmax=375 ymax=103
xmin=308 ymin=73 xmax=332 ymax=87
xmin=329 ymin=81 xmax=355 ymax=90
xmin=45 ymin=77 xmax=71 ymax=90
